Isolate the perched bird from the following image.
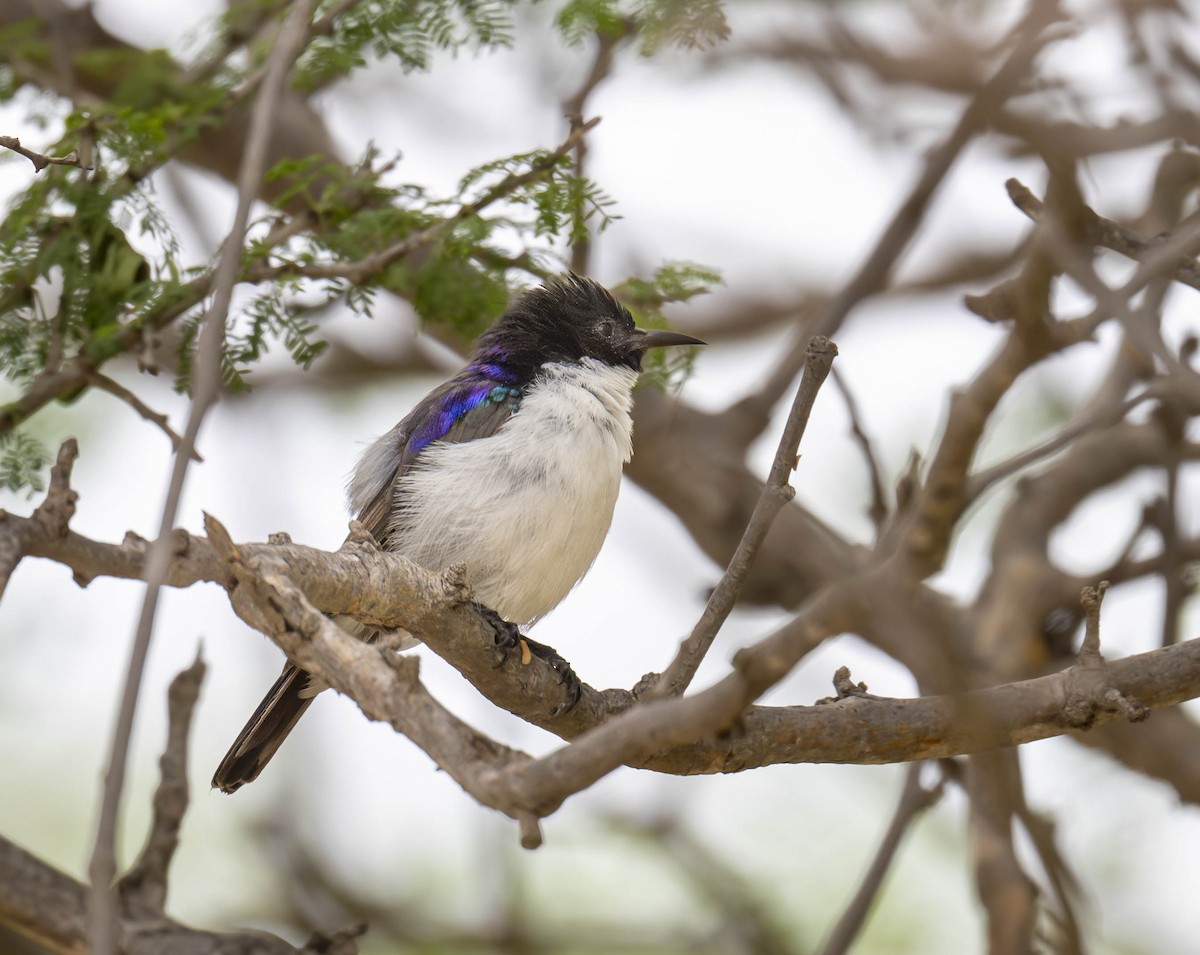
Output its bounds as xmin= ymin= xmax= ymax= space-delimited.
xmin=213 ymin=274 xmax=703 ymax=792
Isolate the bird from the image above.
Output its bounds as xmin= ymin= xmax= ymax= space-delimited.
xmin=212 ymin=273 xmax=703 ymax=792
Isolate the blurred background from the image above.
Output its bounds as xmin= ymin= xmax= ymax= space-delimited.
xmin=1 ymin=1 xmax=1199 ymax=953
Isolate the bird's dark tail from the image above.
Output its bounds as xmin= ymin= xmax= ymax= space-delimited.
xmin=212 ymin=664 xmax=314 ymax=793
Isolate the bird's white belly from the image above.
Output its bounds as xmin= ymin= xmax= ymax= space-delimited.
xmin=390 ymin=360 xmax=637 ymax=625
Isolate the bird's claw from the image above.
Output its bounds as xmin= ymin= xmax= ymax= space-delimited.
xmin=474 ymin=603 xmax=522 ymax=665
xmin=521 ymin=636 xmax=582 ymax=715
xmin=474 ymin=604 xmax=582 ymax=715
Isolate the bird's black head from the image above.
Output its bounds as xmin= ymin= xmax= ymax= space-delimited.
xmin=472 ymin=274 xmax=703 ymax=379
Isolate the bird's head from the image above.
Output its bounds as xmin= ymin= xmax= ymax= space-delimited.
xmin=472 ymin=274 xmax=703 ymax=377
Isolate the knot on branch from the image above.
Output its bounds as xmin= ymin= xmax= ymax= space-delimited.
xmin=440 ymin=562 xmax=472 ymax=605
xmin=816 ymin=666 xmax=879 ymax=704
xmin=341 ymin=519 xmax=378 ymax=550
xmin=380 ymin=644 xmax=420 ymax=684
xmin=32 ymin=439 xmax=80 ymax=539
xmin=1062 ymin=581 xmax=1148 ymax=728
xmin=1061 ymin=668 xmax=1149 ymax=728
xmin=632 ymin=671 xmax=661 ymax=699
xmin=805 ymin=334 xmax=839 ymax=367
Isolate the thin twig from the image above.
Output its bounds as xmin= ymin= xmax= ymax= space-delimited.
xmin=1008 ymin=787 xmax=1083 ymax=954
xmin=0 ymin=117 xmax=601 ymax=445
xmin=86 ymin=373 xmax=201 ymax=462
xmin=651 ymin=336 xmax=838 ymax=699
xmin=0 ymin=134 xmax=88 ymax=172
xmin=1078 ymin=580 xmax=1109 ymax=664
xmin=606 ymin=816 xmax=795 ymax=955
xmin=260 ymin=118 xmax=600 ymax=286
xmin=830 ymin=366 xmax=889 ymax=536
xmin=1009 ymin=177 xmax=1198 ymax=377
xmin=734 ymin=0 xmax=1068 ymax=433
xmin=963 ymin=752 xmax=1038 ymax=954
xmin=85 ymin=3 xmax=317 ymax=951
xmin=117 ymin=649 xmax=207 ymax=913
xmin=1140 ymin=392 xmax=1191 ymax=649
xmin=819 ymin=762 xmax=944 ymax=955
xmin=1006 ymin=176 xmax=1200 ymax=293
xmin=966 ymin=388 xmax=1155 ymax=500
xmin=562 ymin=21 xmax=633 ymax=274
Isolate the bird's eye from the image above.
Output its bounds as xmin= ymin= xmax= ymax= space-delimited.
xmin=599 ymin=321 xmax=614 ymax=338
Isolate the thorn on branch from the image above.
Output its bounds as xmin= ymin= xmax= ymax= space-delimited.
xmin=380 ymin=647 xmax=420 ymax=682
xmin=964 ymin=278 xmax=1021 ymax=324
xmin=203 ymin=513 xmax=243 ymax=593
xmin=1062 ymin=580 xmax=1148 ymax=727
xmin=893 ymin=450 xmax=922 ymax=514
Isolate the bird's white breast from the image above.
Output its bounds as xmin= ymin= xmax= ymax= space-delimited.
xmin=390 ymin=358 xmax=638 ymax=625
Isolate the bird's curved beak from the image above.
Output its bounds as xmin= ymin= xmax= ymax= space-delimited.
xmin=634 ymin=328 xmax=706 ymax=351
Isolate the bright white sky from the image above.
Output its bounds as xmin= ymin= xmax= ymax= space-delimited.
xmin=2 ymin=2 xmax=1199 ymax=952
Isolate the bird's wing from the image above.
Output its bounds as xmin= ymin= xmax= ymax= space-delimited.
xmin=352 ymin=372 xmax=524 ymax=544
xmin=217 ymin=375 xmax=524 ymax=794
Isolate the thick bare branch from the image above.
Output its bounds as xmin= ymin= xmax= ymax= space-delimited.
xmin=0 ymin=834 xmax=310 ymax=955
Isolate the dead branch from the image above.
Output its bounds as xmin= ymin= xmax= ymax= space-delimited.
xmin=654 ymin=336 xmax=837 ymax=698
xmin=0 ymin=134 xmax=87 ymax=171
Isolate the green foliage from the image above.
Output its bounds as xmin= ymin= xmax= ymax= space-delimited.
xmin=257 ymin=143 xmax=619 ymax=343
xmin=635 ymin=0 xmax=729 ymax=52
xmin=175 ymin=286 xmax=329 ymax=394
xmin=297 ymin=0 xmax=519 ymax=88
xmin=617 ymin=261 xmax=721 ymax=389
xmin=555 ymin=0 xmax=626 ymax=45
xmin=0 ymin=65 xmax=15 ymax=104
xmin=0 ymin=430 xmax=49 ymax=495
xmin=456 ymin=148 xmax=619 ymax=244
xmin=0 ymin=169 xmax=159 ymax=386
xmin=0 ymin=0 xmax=726 ymax=490
xmin=556 ymin=0 xmax=729 ymax=51
xmin=619 ymin=261 xmax=723 ymax=308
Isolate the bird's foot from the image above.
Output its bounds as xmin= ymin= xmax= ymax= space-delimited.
xmin=475 ymin=603 xmax=523 ymax=663
xmin=521 ymin=636 xmax=582 ymax=715
xmin=473 ymin=603 xmax=581 ymax=715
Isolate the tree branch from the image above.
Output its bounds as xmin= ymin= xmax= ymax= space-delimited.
xmin=117 ymin=650 xmax=206 ymax=915
xmin=87 ymin=3 xmax=318 ymax=950
xmin=819 ymin=762 xmax=944 ymax=955
xmin=0 ymin=134 xmax=87 ymax=171
xmin=653 ymin=336 xmax=837 ymax=698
